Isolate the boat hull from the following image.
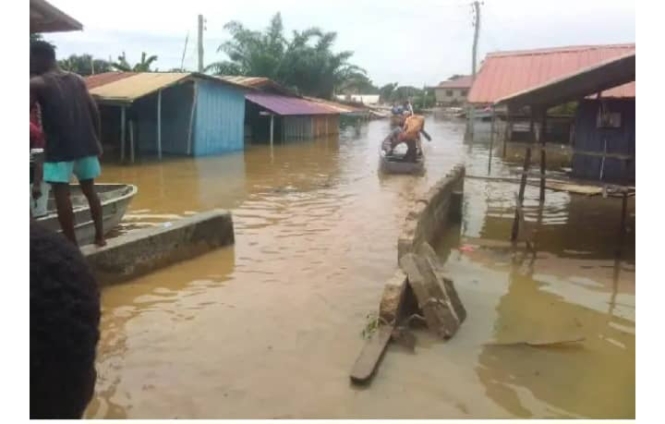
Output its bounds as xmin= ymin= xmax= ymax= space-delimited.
xmin=34 ymin=184 xmax=138 ymax=246
xmin=380 ymin=154 xmax=425 ymax=175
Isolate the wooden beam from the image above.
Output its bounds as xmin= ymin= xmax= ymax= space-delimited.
xmin=157 ymin=90 xmax=163 ymax=160
xmin=270 ymin=114 xmax=274 ymax=147
xmin=186 ymin=83 xmax=198 ymax=156
xmin=120 ymin=106 xmax=126 ymax=163
xmin=129 ymin=119 xmax=135 ymax=164
xmin=539 ymin=109 xmax=547 ymax=202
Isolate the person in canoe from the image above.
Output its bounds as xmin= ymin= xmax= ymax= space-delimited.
xmin=30 ymin=40 xmax=106 ymax=246
xmin=383 ymin=112 xmax=431 ymax=162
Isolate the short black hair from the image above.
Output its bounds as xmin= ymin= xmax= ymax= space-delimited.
xmin=30 ymin=224 xmax=100 ymax=419
xmin=30 ymin=40 xmax=57 ymax=61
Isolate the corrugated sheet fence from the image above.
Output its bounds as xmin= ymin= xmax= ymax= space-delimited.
xmin=571 ymin=98 xmax=635 ymax=183
xmin=193 ymin=80 xmax=246 ymax=156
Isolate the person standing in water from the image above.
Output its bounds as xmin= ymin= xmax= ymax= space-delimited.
xmin=30 ymin=41 xmax=106 ymax=246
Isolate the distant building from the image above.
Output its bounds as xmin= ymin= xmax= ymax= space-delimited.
xmin=335 ymin=94 xmax=380 ymax=106
xmin=85 ymin=72 xmax=250 ymax=162
xmin=434 ymin=76 xmax=473 ymax=106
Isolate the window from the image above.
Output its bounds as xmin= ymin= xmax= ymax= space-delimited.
xmin=446 ymin=90 xmax=453 ymax=97
xmin=460 ymin=90 xmax=468 ymax=97
xmin=597 ymin=110 xmax=622 ymax=128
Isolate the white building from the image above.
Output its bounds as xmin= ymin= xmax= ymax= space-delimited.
xmin=434 ymin=75 xmax=473 ymax=106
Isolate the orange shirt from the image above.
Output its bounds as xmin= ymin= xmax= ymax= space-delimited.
xmin=401 ymin=115 xmax=425 ymax=140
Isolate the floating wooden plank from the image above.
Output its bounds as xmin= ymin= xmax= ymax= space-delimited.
xmin=350 ymin=325 xmax=394 ymax=385
xmin=400 ymin=253 xmax=459 ymax=339
xmin=485 ymin=336 xmax=585 ymax=347
xmin=417 ymin=243 xmax=467 ymax=325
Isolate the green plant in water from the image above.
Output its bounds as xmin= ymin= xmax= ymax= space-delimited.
xmin=361 ymin=311 xmax=380 ymax=339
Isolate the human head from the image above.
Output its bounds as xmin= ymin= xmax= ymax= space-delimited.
xmin=30 ymin=224 xmax=100 ymax=419
xmin=30 ymin=40 xmax=57 ymax=75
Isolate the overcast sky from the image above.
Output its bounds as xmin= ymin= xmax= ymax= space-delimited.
xmin=43 ymin=0 xmax=635 ymax=87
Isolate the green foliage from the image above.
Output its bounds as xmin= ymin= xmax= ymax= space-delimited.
xmin=206 ymin=13 xmax=369 ymax=99
xmin=112 ymin=51 xmax=159 ymax=72
xmin=58 ymin=54 xmax=112 ymax=76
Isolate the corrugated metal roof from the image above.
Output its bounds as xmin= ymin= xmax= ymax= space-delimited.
xmin=437 ymin=75 xmax=473 ymax=89
xmin=31 ymin=0 xmax=83 ymax=33
xmin=303 ymin=96 xmax=362 ymax=113
xmin=246 ymin=93 xmax=337 ymax=116
xmin=468 ymin=44 xmax=635 ymax=104
xmin=84 ymin=72 xmax=250 ymax=104
xmin=496 ymin=52 xmax=635 ymax=107
xmin=85 ymin=72 xmax=137 ymax=89
xmin=88 ymin=73 xmax=191 ymax=103
xmin=217 ymin=76 xmax=271 ymax=87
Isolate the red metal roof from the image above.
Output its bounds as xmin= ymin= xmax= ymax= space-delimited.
xmin=85 ymin=72 xmax=137 ymax=89
xmin=468 ymin=44 xmax=635 ymax=104
xmin=245 ymin=93 xmax=337 ymax=116
xmin=437 ymin=75 xmax=473 ymax=89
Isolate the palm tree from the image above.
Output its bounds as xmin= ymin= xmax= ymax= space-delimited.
xmin=205 ymin=13 xmax=367 ymax=99
xmin=112 ymin=52 xmax=159 ymax=72
xmin=58 ymin=54 xmax=112 ymax=76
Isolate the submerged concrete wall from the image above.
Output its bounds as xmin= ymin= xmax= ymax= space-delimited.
xmin=397 ymin=164 xmax=465 ymax=262
xmin=82 ymin=209 xmax=234 ymax=286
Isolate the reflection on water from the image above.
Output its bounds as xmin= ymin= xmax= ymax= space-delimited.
xmin=86 ymin=114 xmax=634 ymax=419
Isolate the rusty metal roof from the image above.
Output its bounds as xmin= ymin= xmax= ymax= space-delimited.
xmin=217 ymin=76 xmax=271 ymax=87
xmin=85 ymin=72 xmax=137 ymax=89
xmin=31 ymin=0 xmax=83 ymax=33
xmin=468 ymin=44 xmax=635 ymax=104
xmin=303 ymin=96 xmax=362 ymax=114
xmin=437 ymin=75 xmax=473 ymax=89
xmin=84 ymin=72 xmax=249 ymax=104
xmin=246 ymin=93 xmax=338 ymax=116
xmin=496 ymin=52 xmax=635 ymax=108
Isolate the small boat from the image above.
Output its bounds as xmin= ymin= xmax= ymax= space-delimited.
xmin=379 ymin=148 xmax=425 ymax=175
xmin=35 ymin=184 xmax=138 ymax=246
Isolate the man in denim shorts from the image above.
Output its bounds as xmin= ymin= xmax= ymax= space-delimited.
xmin=30 ymin=41 xmax=106 ymax=246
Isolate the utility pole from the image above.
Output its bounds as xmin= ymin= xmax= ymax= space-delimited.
xmin=468 ymin=1 xmax=481 ymax=140
xmin=197 ymin=14 xmax=205 ymax=73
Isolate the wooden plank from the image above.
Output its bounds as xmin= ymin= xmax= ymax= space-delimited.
xmin=350 ymin=325 xmax=393 ymax=385
xmin=400 ymin=253 xmax=459 ymax=339
xmin=417 ymin=243 xmax=467 ymax=324
xmin=412 ymin=254 xmax=462 ymax=337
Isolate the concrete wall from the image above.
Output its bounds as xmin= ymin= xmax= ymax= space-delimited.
xmin=82 ymin=209 xmax=235 ymax=286
xmin=435 ymin=87 xmax=468 ymax=106
xmin=397 ymin=165 xmax=465 ymax=262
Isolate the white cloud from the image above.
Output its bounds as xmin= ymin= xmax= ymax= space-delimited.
xmin=45 ymin=0 xmax=634 ymax=87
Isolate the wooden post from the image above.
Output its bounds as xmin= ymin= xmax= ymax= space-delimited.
xmin=129 ymin=120 xmax=135 ymax=164
xmin=270 ymin=114 xmax=275 ymax=147
xmin=488 ymin=106 xmax=496 ymax=175
xmin=186 ymin=83 xmax=198 ymax=156
xmin=503 ymin=109 xmax=511 ymax=158
xmin=511 ymin=108 xmax=535 ymax=242
xmin=157 ymin=90 xmax=163 ymax=160
xmin=539 ymin=108 xmax=547 ymax=202
xmin=120 ymin=106 xmax=126 ymax=163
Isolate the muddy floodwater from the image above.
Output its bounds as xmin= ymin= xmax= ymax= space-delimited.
xmin=86 ymin=116 xmax=635 ymax=419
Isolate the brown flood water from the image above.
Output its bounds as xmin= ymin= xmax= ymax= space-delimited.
xmin=86 ymin=115 xmax=634 ymax=419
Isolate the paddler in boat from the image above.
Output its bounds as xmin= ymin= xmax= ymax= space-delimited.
xmin=383 ymin=111 xmax=431 ymax=162
xmin=30 ymin=40 xmax=107 ymax=246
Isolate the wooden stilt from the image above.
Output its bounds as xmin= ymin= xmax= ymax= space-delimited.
xmin=539 ymin=109 xmax=547 ymax=202
xmin=488 ymin=106 xmax=496 ymax=175
xmin=129 ymin=120 xmax=135 ymax=164
xmin=511 ymin=110 xmax=535 ymax=242
xmin=157 ymin=90 xmax=163 ymax=160
xmin=120 ymin=106 xmax=126 ymax=163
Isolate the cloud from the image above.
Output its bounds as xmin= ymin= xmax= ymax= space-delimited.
xmin=45 ymin=0 xmax=634 ymax=87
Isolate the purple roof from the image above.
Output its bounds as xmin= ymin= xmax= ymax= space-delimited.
xmin=245 ymin=93 xmax=337 ymax=116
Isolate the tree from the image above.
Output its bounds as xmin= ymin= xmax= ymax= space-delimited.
xmin=379 ymin=83 xmax=399 ymax=102
xmin=58 ymin=54 xmax=112 ymax=76
xmin=112 ymin=51 xmax=159 ymax=72
xmin=206 ymin=13 xmax=368 ymax=99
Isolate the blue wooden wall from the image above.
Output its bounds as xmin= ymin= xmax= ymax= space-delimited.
xmin=571 ymin=98 xmax=635 ymax=183
xmin=193 ymin=80 xmax=246 ymax=156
